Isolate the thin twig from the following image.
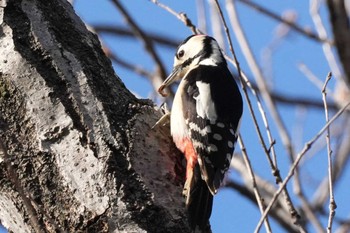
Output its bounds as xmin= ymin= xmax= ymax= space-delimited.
xmin=229 ymin=157 xmax=300 ymax=233
xmin=311 ymin=117 xmax=350 ymax=211
xmin=254 ymin=100 xmax=350 ymax=233
xmin=298 ymin=62 xmax=334 ymax=96
xmin=149 ymin=0 xmax=201 ymax=34
xmin=237 ymin=135 xmax=272 ymax=233
xmin=322 ymin=72 xmax=337 ymax=232
xmin=326 ymin=0 xmax=350 ymax=84
xmin=93 ymin=25 xmax=180 ymax=48
xmin=108 ymin=51 xmax=153 ymax=78
xmin=238 ymin=0 xmax=331 ymax=44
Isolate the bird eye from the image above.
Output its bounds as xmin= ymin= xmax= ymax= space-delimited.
xmin=178 ymin=50 xmax=185 ymax=58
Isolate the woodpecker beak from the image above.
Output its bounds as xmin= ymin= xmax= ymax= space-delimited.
xmin=158 ymin=65 xmax=182 ymax=97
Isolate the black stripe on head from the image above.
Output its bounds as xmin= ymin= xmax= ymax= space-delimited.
xmin=200 ymin=36 xmax=214 ymax=60
xmin=198 ymin=36 xmax=226 ymax=66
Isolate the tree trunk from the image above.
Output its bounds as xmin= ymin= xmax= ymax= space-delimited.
xmin=0 ymin=0 xmax=190 ymax=232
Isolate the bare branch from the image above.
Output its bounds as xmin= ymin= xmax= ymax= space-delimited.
xmin=312 ymin=119 xmax=350 ymax=212
xmin=322 ymin=72 xmax=337 ymax=232
xmin=229 ymin=156 xmax=299 ymax=233
xmin=107 ymin=51 xmax=153 ymax=79
xmin=93 ymin=25 xmax=180 ymax=48
xmin=310 ymin=0 xmax=343 ymax=81
xmin=326 ymin=0 xmax=350 ymax=85
xmin=298 ymin=63 xmax=334 ymax=96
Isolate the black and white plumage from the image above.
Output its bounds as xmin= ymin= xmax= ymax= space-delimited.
xmin=158 ymin=35 xmax=243 ymax=231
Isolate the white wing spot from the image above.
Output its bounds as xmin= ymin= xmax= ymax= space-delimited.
xmin=226 ymin=153 xmax=232 ymax=161
xmin=197 ymin=157 xmax=203 ymax=166
xmin=213 ymin=133 xmax=222 ymax=141
xmin=217 ymin=122 xmax=225 ymax=128
xmin=188 ymin=122 xmax=211 ymax=136
xmin=204 ymin=157 xmax=213 ymax=167
xmin=194 ymin=81 xmax=217 ymax=121
xmin=229 ymin=128 xmax=235 ymax=135
xmin=192 ymin=140 xmax=206 ymax=150
xmin=208 ymin=144 xmax=218 ymax=152
xmin=228 ymin=141 xmax=234 ymax=148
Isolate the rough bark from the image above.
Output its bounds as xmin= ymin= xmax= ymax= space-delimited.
xmin=0 ymin=0 xmax=190 ymax=232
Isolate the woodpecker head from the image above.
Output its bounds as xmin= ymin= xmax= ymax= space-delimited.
xmin=158 ymin=35 xmax=225 ymax=96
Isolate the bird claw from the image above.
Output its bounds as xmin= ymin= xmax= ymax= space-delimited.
xmin=152 ymin=103 xmax=171 ymax=129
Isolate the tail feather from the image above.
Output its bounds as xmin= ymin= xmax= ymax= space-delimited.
xmin=184 ymin=164 xmax=213 ymax=232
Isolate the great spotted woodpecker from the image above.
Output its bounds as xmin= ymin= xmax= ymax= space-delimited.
xmin=158 ymin=35 xmax=243 ymax=231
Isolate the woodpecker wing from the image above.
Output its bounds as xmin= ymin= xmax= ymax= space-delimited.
xmin=182 ymin=64 xmax=243 ymax=194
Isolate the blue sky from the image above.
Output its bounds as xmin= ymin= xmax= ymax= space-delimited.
xmin=2 ymin=1 xmax=349 ymax=232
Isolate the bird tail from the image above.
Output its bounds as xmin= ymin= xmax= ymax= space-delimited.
xmin=183 ymin=164 xmax=213 ymax=232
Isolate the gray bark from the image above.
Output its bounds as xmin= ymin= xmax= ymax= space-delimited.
xmin=0 ymin=0 xmax=189 ymax=232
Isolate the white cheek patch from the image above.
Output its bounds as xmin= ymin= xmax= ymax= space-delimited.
xmin=198 ymin=58 xmax=217 ymax=66
xmin=194 ymin=81 xmax=217 ymax=122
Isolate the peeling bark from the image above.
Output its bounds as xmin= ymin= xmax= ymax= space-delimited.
xmin=0 ymin=0 xmax=189 ymax=232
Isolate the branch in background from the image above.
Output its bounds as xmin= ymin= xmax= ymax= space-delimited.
xmin=298 ymin=62 xmax=334 ymax=97
xmin=310 ymin=0 xmax=343 ymax=81
xmin=86 ymin=25 xmax=176 ymax=99
xmin=237 ymin=135 xmax=272 ymax=233
xmin=255 ymin=100 xmax=350 ymax=232
xmin=225 ymin=180 xmax=301 ymax=233
xmin=228 ymin=154 xmax=300 ymax=233
xmin=327 ymin=0 xmax=350 ymax=85
xmin=321 ymin=72 xmax=337 ymax=232
xmin=93 ymin=25 xmax=180 ymax=48
xmin=111 ymin=0 xmax=172 ymax=99
xmin=312 ymin=117 xmax=350 ymax=213
xmin=238 ymin=0 xmax=331 ymax=44
xmin=271 ymin=91 xmax=338 ymax=111
xmin=106 ymin=50 xmax=153 ymax=78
